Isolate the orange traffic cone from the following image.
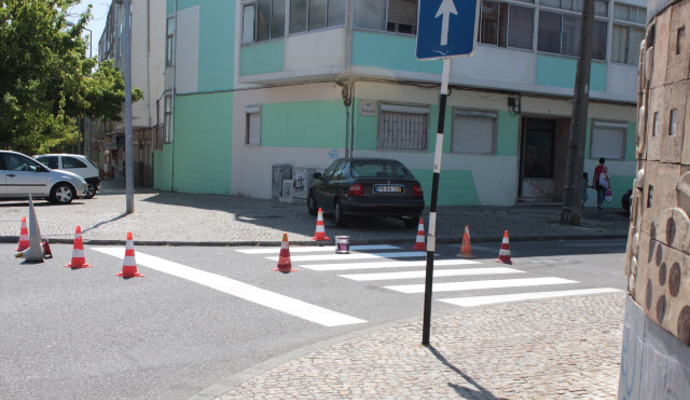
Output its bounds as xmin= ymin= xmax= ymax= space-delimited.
xmin=496 ymin=230 xmax=512 ymax=264
xmin=42 ymin=239 xmax=53 ymax=259
xmin=312 ymin=208 xmax=331 ymax=241
xmin=457 ymin=225 xmax=473 ymax=258
xmin=65 ymin=226 xmax=92 ymax=268
xmin=116 ymin=232 xmax=144 ymax=278
xmin=15 ymin=216 xmax=30 ymax=252
xmin=412 ymin=218 xmax=426 ymax=251
xmin=274 ymin=233 xmax=296 ymax=272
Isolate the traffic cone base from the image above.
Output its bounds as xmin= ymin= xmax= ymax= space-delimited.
xmin=23 ymin=196 xmax=45 ymax=263
xmin=42 ymin=240 xmax=53 ymax=259
xmin=117 ymin=232 xmax=144 ymax=278
xmin=412 ymin=218 xmax=426 ymax=251
xmin=15 ymin=216 xmax=30 ymax=252
xmin=65 ymin=226 xmax=93 ymax=268
xmin=496 ymin=230 xmax=512 ymax=264
xmin=458 ymin=225 xmax=474 ymax=258
xmin=275 ymin=233 xmax=297 ymax=272
xmin=313 ymin=208 xmax=330 ymax=241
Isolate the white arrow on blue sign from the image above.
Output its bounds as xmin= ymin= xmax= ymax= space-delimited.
xmin=416 ymin=0 xmax=480 ymax=60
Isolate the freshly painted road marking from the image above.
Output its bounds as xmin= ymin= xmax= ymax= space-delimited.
xmin=92 ymin=247 xmax=366 ymax=327
xmin=339 ymin=267 xmax=524 ymax=281
xmin=237 ymin=244 xmax=400 ymax=254
xmin=267 ymin=251 xmax=427 ymax=262
xmin=385 ymin=277 xmax=577 ymax=294
xmin=439 ymin=288 xmax=623 ymax=307
xmin=300 ymin=258 xmax=479 ymax=271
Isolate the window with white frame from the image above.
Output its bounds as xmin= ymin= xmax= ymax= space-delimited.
xmin=354 ymin=0 xmax=417 ymax=34
xmin=452 ymin=110 xmax=498 ymax=154
xmin=164 ymin=95 xmax=173 ymax=143
xmin=289 ymin=0 xmax=345 ymax=34
xmin=591 ymin=121 xmax=626 ymax=160
xmin=243 ymin=0 xmax=286 ymax=44
xmin=246 ymin=105 xmax=262 ymax=146
xmin=377 ymin=103 xmax=429 ymax=151
xmin=166 ymin=17 xmax=175 ymax=66
xmin=540 ymin=0 xmax=609 ymax=16
xmin=538 ymin=10 xmax=608 ymax=59
xmin=611 ymin=3 xmax=646 ymax=65
xmin=479 ymin=1 xmax=535 ymax=50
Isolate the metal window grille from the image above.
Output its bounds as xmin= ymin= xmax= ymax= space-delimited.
xmin=377 ymin=110 xmax=428 ymax=151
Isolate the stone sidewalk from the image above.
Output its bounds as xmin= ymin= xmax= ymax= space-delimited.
xmin=201 ymin=293 xmax=624 ymax=400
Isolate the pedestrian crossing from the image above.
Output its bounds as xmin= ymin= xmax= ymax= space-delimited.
xmin=236 ymin=244 xmax=622 ymax=308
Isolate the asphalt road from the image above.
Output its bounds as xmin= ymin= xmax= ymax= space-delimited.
xmin=1 ymin=239 xmax=627 ymax=400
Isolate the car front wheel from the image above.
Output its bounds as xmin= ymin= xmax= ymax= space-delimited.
xmin=50 ymin=183 xmax=75 ymax=204
xmin=84 ymin=183 xmax=97 ymax=199
xmin=334 ymin=199 xmax=347 ymax=227
xmin=307 ymin=192 xmax=318 ymax=216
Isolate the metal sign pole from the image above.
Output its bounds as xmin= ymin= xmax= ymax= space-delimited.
xmin=422 ymin=57 xmax=451 ymax=345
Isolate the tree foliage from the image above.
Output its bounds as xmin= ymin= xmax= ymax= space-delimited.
xmin=0 ymin=0 xmax=143 ymax=154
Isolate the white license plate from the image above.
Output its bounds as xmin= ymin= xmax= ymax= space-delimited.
xmin=374 ymin=185 xmax=403 ymax=193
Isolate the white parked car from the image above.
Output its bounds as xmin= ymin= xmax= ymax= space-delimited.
xmin=0 ymin=150 xmax=88 ymax=204
xmin=34 ymin=154 xmax=100 ymax=199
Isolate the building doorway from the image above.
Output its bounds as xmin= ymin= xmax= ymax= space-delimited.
xmin=518 ymin=117 xmax=571 ymax=202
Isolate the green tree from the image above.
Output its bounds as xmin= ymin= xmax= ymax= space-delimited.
xmin=0 ymin=0 xmax=142 ymax=155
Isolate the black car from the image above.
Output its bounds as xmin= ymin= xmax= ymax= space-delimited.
xmin=307 ymin=158 xmax=425 ymax=228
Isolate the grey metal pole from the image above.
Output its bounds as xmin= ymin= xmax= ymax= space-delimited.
xmin=423 ymin=57 xmax=451 ymax=345
xmin=124 ymin=0 xmax=135 ymax=214
xmin=560 ymin=0 xmax=594 ymax=225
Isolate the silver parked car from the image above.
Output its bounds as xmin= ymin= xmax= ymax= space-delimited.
xmin=34 ymin=153 xmax=100 ymax=199
xmin=0 ymin=150 xmax=88 ymax=204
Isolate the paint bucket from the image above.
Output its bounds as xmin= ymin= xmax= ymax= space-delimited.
xmin=335 ymin=236 xmax=350 ymax=254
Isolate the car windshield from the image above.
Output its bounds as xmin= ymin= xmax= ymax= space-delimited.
xmin=350 ymin=160 xmax=413 ymax=179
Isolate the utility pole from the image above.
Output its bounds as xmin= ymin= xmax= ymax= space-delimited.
xmin=124 ymin=0 xmax=135 ymax=214
xmin=560 ymin=0 xmax=595 ymax=225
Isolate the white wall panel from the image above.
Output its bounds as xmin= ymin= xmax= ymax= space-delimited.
xmin=175 ymin=6 xmax=199 ymax=94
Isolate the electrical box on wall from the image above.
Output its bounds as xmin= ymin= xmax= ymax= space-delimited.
xmin=292 ymin=168 xmax=317 ymax=200
xmin=271 ymin=164 xmax=292 ymax=198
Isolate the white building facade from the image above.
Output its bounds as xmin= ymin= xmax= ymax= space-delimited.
xmin=156 ymin=0 xmax=646 ymax=206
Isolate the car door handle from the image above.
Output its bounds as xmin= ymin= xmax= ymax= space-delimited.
xmin=7 ymin=174 xmax=15 ymax=177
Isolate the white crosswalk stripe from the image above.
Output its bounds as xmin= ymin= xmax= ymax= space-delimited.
xmin=385 ymin=277 xmax=577 ymax=294
xmin=339 ymin=267 xmax=523 ymax=281
xmin=235 ymin=244 xmax=616 ymax=308
xmin=237 ymin=244 xmax=400 ymax=254
xmin=439 ymin=288 xmax=623 ymax=307
xmin=301 ymin=258 xmax=479 ymax=271
xmin=266 ymin=251 xmax=426 ymax=262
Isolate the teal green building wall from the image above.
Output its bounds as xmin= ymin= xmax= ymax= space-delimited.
xmin=198 ymin=1 xmax=234 ymax=91
xmin=536 ymin=55 xmax=607 ymax=92
xmin=262 ymin=100 xmax=347 ymax=148
xmin=352 ymin=31 xmax=442 ymax=75
xmin=413 ymin=169 xmax=482 ymax=206
xmin=240 ymin=41 xmax=285 ymax=76
xmin=168 ymin=92 xmax=233 ymax=194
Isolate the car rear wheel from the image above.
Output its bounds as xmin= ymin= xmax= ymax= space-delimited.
xmin=307 ymin=192 xmax=317 ymax=216
xmin=50 ymin=183 xmax=75 ymax=204
xmin=84 ymin=183 xmax=97 ymax=199
xmin=403 ymin=216 xmax=419 ymax=229
xmin=334 ymin=199 xmax=347 ymax=227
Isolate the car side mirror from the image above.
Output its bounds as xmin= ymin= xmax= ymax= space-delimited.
xmin=313 ymin=172 xmax=322 ymax=179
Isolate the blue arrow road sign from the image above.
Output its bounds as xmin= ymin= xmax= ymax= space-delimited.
xmin=416 ymin=0 xmax=479 ymax=60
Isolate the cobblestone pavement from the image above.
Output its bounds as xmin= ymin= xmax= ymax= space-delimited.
xmin=206 ymin=293 xmax=624 ymax=400
xmin=0 ymin=182 xmax=629 ymax=399
xmin=0 ymin=181 xmax=629 ymax=246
